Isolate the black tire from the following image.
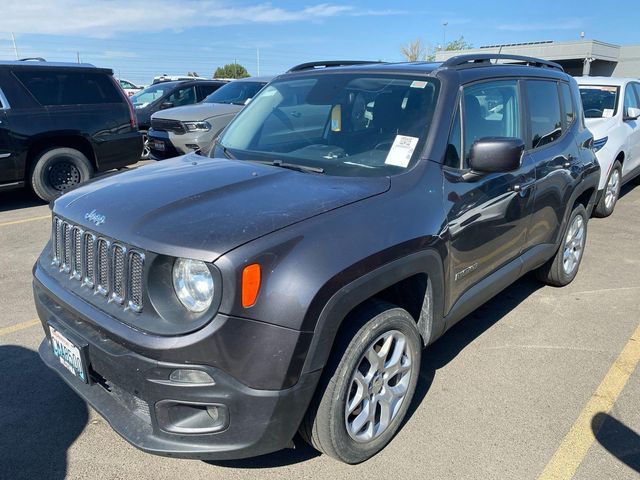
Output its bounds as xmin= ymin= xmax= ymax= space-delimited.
xmin=536 ymin=204 xmax=588 ymax=287
xmin=299 ymin=300 xmax=421 ymax=464
xmin=593 ymin=161 xmax=622 ymax=218
xmin=140 ymin=131 xmax=150 ymax=159
xmin=30 ymin=147 xmax=94 ymax=202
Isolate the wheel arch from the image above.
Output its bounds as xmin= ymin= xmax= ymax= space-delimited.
xmin=301 ymin=249 xmax=446 ymax=375
xmin=26 ymin=134 xmax=97 ymax=178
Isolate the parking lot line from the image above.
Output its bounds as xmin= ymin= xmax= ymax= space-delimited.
xmin=538 ymin=322 xmax=640 ymax=480
xmin=0 ymin=319 xmax=40 ymax=337
xmin=0 ymin=215 xmax=50 ymax=228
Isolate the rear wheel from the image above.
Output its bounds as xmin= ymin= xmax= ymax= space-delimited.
xmin=593 ymin=161 xmax=622 ymax=217
xmin=300 ymin=301 xmax=421 ymax=464
xmin=30 ymin=147 xmax=93 ymax=202
xmin=536 ymin=204 xmax=588 ymax=287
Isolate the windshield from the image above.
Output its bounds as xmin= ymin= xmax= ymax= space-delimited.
xmin=204 ymin=81 xmax=267 ymax=105
xmin=212 ymin=73 xmax=439 ymax=177
xmin=579 ymin=85 xmax=619 ymax=118
xmin=130 ymin=83 xmax=171 ymax=109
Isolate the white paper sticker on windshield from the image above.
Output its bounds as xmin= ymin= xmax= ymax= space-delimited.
xmin=385 ymin=135 xmax=419 ymax=168
xmin=411 ymin=80 xmax=428 ymax=89
xmin=602 ymin=108 xmax=614 ymax=118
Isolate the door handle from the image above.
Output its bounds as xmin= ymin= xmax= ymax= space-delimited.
xmin=513 ymin=180 xmax=535 ymax=193
xmin=563 ymin=154 xmax=575 ymax=169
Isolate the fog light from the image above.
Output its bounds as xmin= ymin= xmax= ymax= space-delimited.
xmin=169 ymin=369 xmax=215 ymax=385
xmin=207 ymin=405 xmax=219 ymax=422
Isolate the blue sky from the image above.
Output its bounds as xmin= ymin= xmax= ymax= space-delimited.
xmin=3 ymin=0 xmax=639 ymax=85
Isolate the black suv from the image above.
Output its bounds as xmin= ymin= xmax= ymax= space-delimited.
xmin=35 ymin=55 xmax=599 ymax=464
xmin=0 ymin=60 xmax=142 ymax=201
xmin=130 ymin=79 xmax=226 ymax=158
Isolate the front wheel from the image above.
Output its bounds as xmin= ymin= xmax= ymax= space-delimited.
xmin=140 ymin=131 xmax=150 ymax=159
xmin=299 ymin=301 xmax=421 ymax=464
xmin=593 ymin=161 xmax=622 ymax=218
xmin=536 ymin=204 xmax=588 ymax=287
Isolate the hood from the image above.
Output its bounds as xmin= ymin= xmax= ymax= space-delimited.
xmin=54 ymin=154 xmax=390 ymax=261
xmin=152 ymin=103 xmax=243 ymax=122
xmin=585 ymin=117 xmax=617 ymax=139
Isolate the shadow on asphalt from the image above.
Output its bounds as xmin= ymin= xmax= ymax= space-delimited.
xmin=208 ymin=274 xmax=544 ymax=469
xmin=404 ymin=273 xmax=544 ymax=425
xmin=618 ymin=182 xmax=638 ymax=202
xmin=0 ymin=189 xmax=47 ymax=213
xmin=592 ymin=412 xmax=640 ymax=474
xmin=0 ymin=344 xmax=88 ymax=480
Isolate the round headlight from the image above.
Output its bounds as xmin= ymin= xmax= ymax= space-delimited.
xmin=172 ymin=258 xmax=214 ymax=313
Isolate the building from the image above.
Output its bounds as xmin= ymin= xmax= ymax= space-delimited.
xmin=435 ymin=39 xmax=640 ymax=77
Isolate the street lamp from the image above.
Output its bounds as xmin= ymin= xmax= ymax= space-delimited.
xmin=442 ymin=22 xmax=448 ymax=49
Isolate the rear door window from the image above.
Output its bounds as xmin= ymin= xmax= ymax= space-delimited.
xmin=197 ymin=84 xmax=222 ymax=101
xmin=462 ymin=79 xmax=521 ymax=165
xmin=167 ymin=86 xmax=196 ymax=107
xmin=525 ymin=80 xmax=562 ymax=149
xmin=13 ymin=70 xmax=121 ymax=106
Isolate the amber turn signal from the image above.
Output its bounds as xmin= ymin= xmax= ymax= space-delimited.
xmin=242 ymin=264 xmax=261 ymax=307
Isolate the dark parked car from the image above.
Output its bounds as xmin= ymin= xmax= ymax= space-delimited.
xmin=130 ymin=79 xmax=226 ymax=158
xmin=35 ymin=56 xmax=599 ymax=464
xmin=0 ymin=60 xmax=142 ymax=201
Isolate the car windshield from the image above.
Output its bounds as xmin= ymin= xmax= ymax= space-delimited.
xmin=130 ymin=84 xmax=171 ymax=109
xmin=579 ymin=85 xmax=619 ymax=118
xmin=204 ymin=81 xmax=267 ymax=105
xmin=212 ymin=73 xmax=439 ymax=177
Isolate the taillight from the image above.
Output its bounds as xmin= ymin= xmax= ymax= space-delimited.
xmin=110 ymin=75 xmax=137 ymax=129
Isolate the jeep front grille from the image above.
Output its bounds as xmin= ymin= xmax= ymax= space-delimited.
xmin=51 ymin=216 xmax=145 ymax=313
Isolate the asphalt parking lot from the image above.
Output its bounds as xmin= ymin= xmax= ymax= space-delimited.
xmin=1 ymin=167 xmax=638 ymax=480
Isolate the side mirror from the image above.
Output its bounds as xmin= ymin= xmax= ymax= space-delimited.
xmin=160 ymin=101 xmax=174 ymax=110
xmin=624 ymin=107 xmax=640 ymax=121
xmin=469 ymin=137 xmax=524 ymax=173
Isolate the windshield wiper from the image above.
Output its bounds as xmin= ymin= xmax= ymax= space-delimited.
xmin=249 ymin=159 xmax=325 ymax=174
xmin=214 ymin=139 xmax=236 ymax=160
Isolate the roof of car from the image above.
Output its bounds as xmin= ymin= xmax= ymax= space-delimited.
xmin=283 ymin=56 xmax=569 ymax=80
xmin=575 ymin=76 xmax=638 ymax=86
xmin=0 ymin=60 xmax=111 ymax=73
xmin=234 ymin=75 xmax=274 ymax=83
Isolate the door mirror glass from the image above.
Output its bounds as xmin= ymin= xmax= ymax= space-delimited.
xmin=469 ymin=137 xmax=524 ymax=173
xmin=624 ymin=107 xmax=640 ymax=121
xmin=160 ymin=101 xmax=174 ymax=110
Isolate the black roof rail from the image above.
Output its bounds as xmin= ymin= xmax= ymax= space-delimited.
xmin=441 ymin=54 xmax=564 ymax=72
xmin=19 ymin=57 xmax=46 ymax=62
xmin=287 ymin=60 xmax=383 ymax=73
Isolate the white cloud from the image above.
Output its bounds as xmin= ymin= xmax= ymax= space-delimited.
xmin=3 ymin=1 xmax=405 ymax=38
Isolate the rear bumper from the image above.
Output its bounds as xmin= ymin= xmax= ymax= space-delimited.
xmin=34 ymin=267 xmax=320 ymax=460
xmin=94 ymin=131 xmax=143 ymax=171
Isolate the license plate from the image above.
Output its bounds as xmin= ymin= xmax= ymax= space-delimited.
xmin=152 ymin=140 xmax=165 ymax=151
xmin=49 ymin=325 xmax=88 ymax=383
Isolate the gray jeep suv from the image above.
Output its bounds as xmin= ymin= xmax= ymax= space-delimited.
xmin=35 ymin=56 xmax=599 ymax=464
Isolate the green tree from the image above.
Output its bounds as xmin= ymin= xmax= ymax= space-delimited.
xmin=213 ymin=63 xmax=250 ymax=79
xmin=445 ymin=36 xmax=473 ymax=52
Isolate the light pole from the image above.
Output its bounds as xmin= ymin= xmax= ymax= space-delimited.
xmin=442 ymin=22 xmax=448 ymax=49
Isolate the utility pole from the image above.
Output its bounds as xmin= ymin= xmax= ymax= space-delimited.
xmin=257 ymin=48 xmax=260 ymax=76
xmin=11 ymin=32 xmax=19 ymax=60
xmin=442 ymin=22 xmax=448 ymax=50
xmin=77 ymin=51 xmax=80 ymax=63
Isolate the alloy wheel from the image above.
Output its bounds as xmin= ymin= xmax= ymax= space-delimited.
xmin=604 ymin=169 xmax=620 ymax=211
xmin=562 ymin=215 xmax=586 ymax=275
xmin=345 ymin=330 xmax=413 ymax=443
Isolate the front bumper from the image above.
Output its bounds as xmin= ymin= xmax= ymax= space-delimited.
xmin=34 ymin=276 xmax=320 ymax=460
xmin=148 ymin=128 xmax=213 ymax=160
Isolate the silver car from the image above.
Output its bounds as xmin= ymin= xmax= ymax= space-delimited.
xmin=148 ymin=76 xmax=272 ymax=159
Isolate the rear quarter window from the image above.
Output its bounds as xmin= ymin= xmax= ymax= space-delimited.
xmin=13 ymin=69 xmax=122 ymax=106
